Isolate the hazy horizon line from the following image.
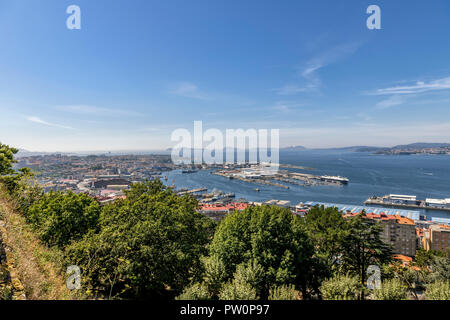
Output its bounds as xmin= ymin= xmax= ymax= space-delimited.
xmin=15 ymin=141 xmax=450 ymax=156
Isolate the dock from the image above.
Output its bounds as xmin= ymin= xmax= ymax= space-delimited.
xmin=177 ymin=188 xmax=208 ymax=195
xmin=365 ymin=196 xmax=450 ymax=212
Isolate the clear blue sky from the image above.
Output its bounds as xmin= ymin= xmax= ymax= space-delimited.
xmin=2 ymin=0 xmax=450 ymax=151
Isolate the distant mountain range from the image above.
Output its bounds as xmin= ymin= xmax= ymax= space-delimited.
xmin=16 ymin=143 xmax=450 ymax=157
xmin=388 ymin=142 xmax=450 ymax=150
xmin=280 ymin=145 xmax=307 ymax=151
xmin=282 ymin=143 xmax=450 ymax=152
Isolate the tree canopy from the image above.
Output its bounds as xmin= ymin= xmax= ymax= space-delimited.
xmin=207 ymin=205 xmax=315 ymax=299
xmin=65 ymin=180 xmax=215 ymax=299
xmin=0 ymin=142 xmax=30 ymax=192
xmin=26 ymin=190 xmax=100 ymax=248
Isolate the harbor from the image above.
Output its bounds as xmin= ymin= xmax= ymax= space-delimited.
xmin=160 ymin=151 xmax=450 ymax=223
xmin=168 ymin=185 xmax=450 ymax=226
xmin=211 ymin=164 xmax=349 ymax=189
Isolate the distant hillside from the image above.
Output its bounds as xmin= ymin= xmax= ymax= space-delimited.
xmin=309 ymin=146 xmax=385 ymax=152
xmin=352 ymin=146 xmax=386 ymax=152
xmin=281 ymin=145 xmax=307 ymax=151
xmin=391 ymin=142 xmax=450 ymax=150
xmin=352 ymin=143 xmax=450 ymax=153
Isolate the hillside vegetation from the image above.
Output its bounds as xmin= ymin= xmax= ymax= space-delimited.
xmin=0 ymin=190 xmax=76 ymax=300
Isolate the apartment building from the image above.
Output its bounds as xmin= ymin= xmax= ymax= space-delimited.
xmin=353 ymin=212 xmax=417 ymax=257
xmin=428 ymin=224 xmax=450 ymax=251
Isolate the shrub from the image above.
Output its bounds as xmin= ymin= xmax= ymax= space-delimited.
xmin=320 ymin=274 xmax=362 ymax=300
xmin=373 ymin=278 xmax=408 ymax=300
xmin=176 ymin=283 xmax=212 ymax=300
xmin=26 ymin=190 xmax=100 ymax=248
xmin=269 ymin=284 xmax=299 ymax=300
xmin=425 ymin=281 xmax=450 ymax=300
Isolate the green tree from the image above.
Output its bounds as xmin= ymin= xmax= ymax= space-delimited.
xmin=303 ymin=205 xmax=350 ymax=296
xmin=0 ymin=143 xmax=18 ymax=176
xmin=218 ymin=262 xmax=261 ymax=300
xmin=415 ymin=249 xmax=443 ymax=268
xmin=0 ymin=142 xmax=30 ymax=193
xmin=429 ymin=256 xmax=450 ymax=282
xmin=200 ymin=256 xmax=228 ymax=297
xmin=339 ymin=213 xmax=392 ymax=295
xmin=320 ymin=274 xmax=362 ymax=300
xmin=208 ymin=205 xmax=315 ymax=299
xmin=218 ymin=281 xmax=258 ymax=300
xmin=373 ymin=278 xmax=408 ymax=300
xmin=304 ymin=205 xmax=349 ymax=268
xmin=382 ymin=261 xmax=422 ymax=299
xmin=176 ymin=256 xmax=226 ymax=300
xmin=26 ymin=190 xmax=100 ymax=248
xmin=65 ymin=180 xmax=214 ymax=299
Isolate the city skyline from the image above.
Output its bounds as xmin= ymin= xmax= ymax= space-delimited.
xmin=2 ymin=0 xmax=450 ymax=151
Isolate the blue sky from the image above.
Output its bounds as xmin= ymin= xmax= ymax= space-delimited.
xmin=2 ymin=0 xmax=450 ymax=151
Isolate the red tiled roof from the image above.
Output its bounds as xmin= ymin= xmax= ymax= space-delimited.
xmin=392 ymin=254 xmax=413 ymax=263
xmin=199 ymin=202 xmax=249 ymax=212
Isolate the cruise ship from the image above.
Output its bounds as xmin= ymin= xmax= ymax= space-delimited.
xmin=320 ymin=175 xmax=349 ymax=184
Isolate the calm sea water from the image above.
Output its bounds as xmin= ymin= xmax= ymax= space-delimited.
xmin=162 ymin=150 xmax=450 ymax=219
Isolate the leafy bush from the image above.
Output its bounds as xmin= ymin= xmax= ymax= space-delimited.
xmin=373 ymin=278 xmax=408 ymax=300
xmin=218 ymin=280 xmax=258 ymax=300
xmin=26 ymin=190 xmax=100 ymax=248
xmin=176 ymin=283 xmax=212 ymax=300
xmin=269 ymin=284 xmax=299 ymax=300
xmin=425 ymin=281 xmax=450 ymax=300
xmin=10 ymin=174 xmax=43 ymax=215
xmin=217 ymin=263 xmax=262 ymax=300
xmin=320 ymin=274 xmax=362 ymax=300
xmin=429 ymin=256 xmax=450 ymax=282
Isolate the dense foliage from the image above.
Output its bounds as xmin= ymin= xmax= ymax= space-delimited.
xmin=208 ymin=205 xmax=315 ymax=299
xmin=65 ymin=180 xmax=215 ymax=299
xmin=373 ymin=278 xmax=408 ymax=300
xmin=425 ymin=281 xmax=450 ymax=300
xmin=26 ymin=190 xmax=100 ymax=248
xmin=319 ymin=274 xmax=362 ymax=300
xmin=0 ymin=142 xmax=31 ymax=193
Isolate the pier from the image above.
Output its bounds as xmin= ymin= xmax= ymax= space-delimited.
xmin=177 ymin=188 xmax=208 ymax=195
xmin=365 ymin=198 xmax=450 ymax=212
xmin=364 ymin=195 xmax=450 ymax=211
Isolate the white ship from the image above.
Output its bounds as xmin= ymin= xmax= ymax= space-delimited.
xmin=320 ymin=175 xmax=349 ymax=184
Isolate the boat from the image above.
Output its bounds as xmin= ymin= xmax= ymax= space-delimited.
xmin=182 ymin=169 xmax=198 ymax=174
xmin=223 ymin=192 xmax=235 ymax=198
xmin=255 ymin=188 xmax=260 ymax=192
xmin=320 ymin=175 xmax=349 ymax=184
